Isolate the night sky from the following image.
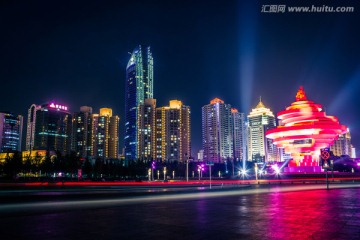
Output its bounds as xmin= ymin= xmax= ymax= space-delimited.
xmin=1 ymin=0 xmax=360 ymax=157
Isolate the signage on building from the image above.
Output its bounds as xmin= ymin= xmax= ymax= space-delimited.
xmin=49 ymin=103 xmax=68 ymax=111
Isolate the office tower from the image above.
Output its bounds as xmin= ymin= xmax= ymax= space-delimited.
xmin=155 ymin=100 xmax=191 ymax=162
xmin=330 ymin=128 xmax=352 ymax=156
xmin=0 ymin=112 xmax=23 ymax=153
xmin=26 ymin=102 xmax=71 ymax=155
xmin=124 ymin=45 xmax=153 ymax=160
xmin=202 ymin=98 xmax=233 ymax=163
xmin=71 ymin=106 xmax=93 ymax=158
xmin=247 ymin=98 xmax=276 ymax=162
xmin=91 ymin=108 xmax=119 ymax=159
xmin=137 ymin=98 xmax=156 ymax=161
xmin=231 ymin=108 xmax=247 ymax=162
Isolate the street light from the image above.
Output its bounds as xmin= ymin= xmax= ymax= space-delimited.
xmin=151 ymin=161 xmax=155 ymax=181
xmin=148 ymin=168 xmax=151 ymax=181
xmin=157 ymin=170 xmax=159 ymax=180
xmin=254 ymin=163 xmax=258 ymax=180
xmin=163 ymin=167 xmax=167 ymax=180
xmin=218 ymin=171 xmax=221 ymax=178
xmin=206 ymin=161 xmax=214 ymax=189
xmin=240 ymin=168 xmax=247 ymax=180
xmin=197 ymin=164 xmax=204 ymax=180
xmin=172 ymin=170 xmax=175 ymax=179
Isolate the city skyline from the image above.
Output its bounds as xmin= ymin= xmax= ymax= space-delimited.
xmin=1 ymin=0 xmax=360 ymax=156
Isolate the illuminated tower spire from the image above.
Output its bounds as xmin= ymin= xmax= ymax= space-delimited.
xmin=295 ymin=86 xmax=307 ymax=101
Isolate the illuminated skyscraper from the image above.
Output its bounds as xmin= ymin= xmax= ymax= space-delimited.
xmin=155 ymin=100 xmax=191 ymax=162
xmin=330 ymin=128 xmax=352 ymax=156
xmin=125 ymin=45 xmax=153 ymax=160
xmin=231 ymin=108 xmax=247 ymax=162
xmin=202 ymin=98 xmax=233 ymax=163
xmin=137 ymin=98 xmax=156 ymax=161
xmin=91 ymin=108 xmax=119 ymax=159
xmin=71 ymin=106 xmax=93 ymax=158
xmin=0 ymin=112 xmax=23 ymax=153
xmin=26 ymin=102 xmax=71 ymax=155
xmin=247 ymin=99 xmax=277 ymax=162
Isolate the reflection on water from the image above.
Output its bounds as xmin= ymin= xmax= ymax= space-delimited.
xmin=235 ymin=189 xmax=360 ymax=239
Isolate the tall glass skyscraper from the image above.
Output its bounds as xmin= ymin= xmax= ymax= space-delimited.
xmin=125 ymin=45 xmax=153 ymax=160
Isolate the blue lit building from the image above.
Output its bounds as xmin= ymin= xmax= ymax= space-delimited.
xmin=124 ymin=45 xmax=153 ymax=160
xmin=0 ymin=112 xmax=23 ymax=153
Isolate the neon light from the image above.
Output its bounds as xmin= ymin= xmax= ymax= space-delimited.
xmin=266 ymin=86 xmax=347 ymax=168
xmin=48 ymin=103 xmax=68 ymax=111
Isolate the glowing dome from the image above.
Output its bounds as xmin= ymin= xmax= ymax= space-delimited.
xmin=266 ymin=86 xmax=347 ymax=170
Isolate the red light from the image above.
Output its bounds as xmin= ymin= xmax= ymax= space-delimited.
xmin=266 ymin=86 xmax=347 ymax=169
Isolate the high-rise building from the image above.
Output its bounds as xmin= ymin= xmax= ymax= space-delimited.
xmin=137 ymin=98 xmax=156 ymax=161
xmin=0 ymin=112 xmax=23 ymax=153
xmin=231 ymin=108 xmax=247 ymax=162
xmin=330 ymin=128 xmax=352 ymax=156
xmin=202 ymin=98 xmax=233 ymax=163
xmin=124 ymin=45 xmax=154 ymax=160
xmin=247 ymin=98 xmax=276 ymax=162
xmin=26 ymin=102 xmax=71 ymax=155
xmin=71 ymin=106 xmax=93 ymax=158
xmin=155 ymin=100 xmax=191 ymax=162
xmin=91 ymin=108 xmax=119 ymax=159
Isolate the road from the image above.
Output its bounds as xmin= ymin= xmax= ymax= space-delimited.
xmin=1 ymin=183 xmax=360 ymax=239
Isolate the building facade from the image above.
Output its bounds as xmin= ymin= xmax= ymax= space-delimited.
xmin=330 ymin=128 xmax=352 ymax=156
xmin=202 ymin=98 xmax=233 ymax=163
xmin=0 ymin=112 xmax=23 ymax=153
xmin=71 ymin=106 xmax=93 ymax=158
xmin=247 ymin=99 xmax=277 ymax=162
xmin=231 ymin=108 xmax=247 ymax=162
xmin=124 ymin=45 xmax=154 ymax=160
xmin=154 ymin=100 xmax=191 ymax=162
xmin=91 ymin=108 xmax=119 ymax=159
xmin=137 ymin=98 xmax=156 ymax=161
xmin=26 ymin=102 xmax=71 ymax=155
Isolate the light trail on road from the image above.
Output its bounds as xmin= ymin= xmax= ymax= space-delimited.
xmin=1 ymin=183 xmax=360 ymax=215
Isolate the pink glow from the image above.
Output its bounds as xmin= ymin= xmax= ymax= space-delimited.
xmin=266 ymin=87 xmax=347 ymax=168
xmin=49 ymin=102 xmax=68 ymax=111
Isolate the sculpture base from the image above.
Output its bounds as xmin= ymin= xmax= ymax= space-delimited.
xmin=284 ymin=166 xmax=322 ymax=173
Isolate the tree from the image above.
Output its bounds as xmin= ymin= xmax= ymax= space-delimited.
xmin=3 ymin=151 xmax=23 ymax=179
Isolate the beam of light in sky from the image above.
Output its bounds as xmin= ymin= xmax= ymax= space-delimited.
xmin=329 ymin=67 xmax=360 ymax=116
xmin=238 ymin=2 xmax=258 ymax=113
